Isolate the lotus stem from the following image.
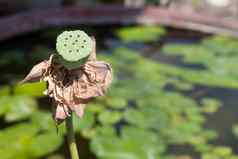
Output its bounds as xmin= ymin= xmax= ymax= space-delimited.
xmin=66 ymin=114 xmax=80 ymax=159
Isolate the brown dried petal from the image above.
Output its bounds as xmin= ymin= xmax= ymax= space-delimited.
xmin=87 ymin=37 xmax=96 ymax=61
xmin=72 ymin=61 xmax=112 ymax=99
xmin=54 ymin=104 xmax=70 ymax=124
xmin=20 ymin=60 xmax=48 ymax=84
xmin=85 ymin=61 xmax=113 ymax=89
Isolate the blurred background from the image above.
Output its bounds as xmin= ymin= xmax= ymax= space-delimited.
xmin=1 ymin=0 xmax=238 ymax=159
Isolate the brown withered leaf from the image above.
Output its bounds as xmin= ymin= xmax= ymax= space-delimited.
xmin=21 ymin=38 xmax=113 ymax=124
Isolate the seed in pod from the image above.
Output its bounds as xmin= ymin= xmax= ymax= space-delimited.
xmin=56 ymin=30 xmax=93 ymax=61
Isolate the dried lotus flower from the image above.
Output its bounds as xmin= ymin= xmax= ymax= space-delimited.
xmin=21 ymin=37 xmax=113 ymax=124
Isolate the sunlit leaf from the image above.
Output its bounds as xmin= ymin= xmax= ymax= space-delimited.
xmin=14 ymin=82 xmax=46 ymax=97
xmin=117 ymin=26 xmax=166 ymax=42
xmin=98 ymin=111 xmax=123 ymax=125
xmin=0 ymin=95 xmax=37 ymax=122
xmin=5 ymin=96 xmax=37 ymax=122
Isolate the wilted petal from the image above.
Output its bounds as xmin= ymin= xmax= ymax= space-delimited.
xmin=85 ymin=61 xmax=112 ymax=85
xmin=20 ymin=60 xmax=48 ymax=84
xmin=87 ymin=37 xmax=96 ymax=61
xmin=54 ymin=104 xmax=70 ymax=124
xmin=74 ymin=60 xmax=112 ymax=99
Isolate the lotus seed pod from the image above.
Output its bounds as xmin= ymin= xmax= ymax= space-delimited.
xmin=56 ymin=30 xmax=93 ymax=61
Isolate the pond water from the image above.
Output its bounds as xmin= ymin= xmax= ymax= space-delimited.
xmin=0 ymin=26 xmax=238 ymax=158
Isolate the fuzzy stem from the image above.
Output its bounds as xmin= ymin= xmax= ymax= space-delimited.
xmin=66 ymin=115 xmax=80 ymax=159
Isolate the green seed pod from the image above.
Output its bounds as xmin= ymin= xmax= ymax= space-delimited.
xmin=56 ymin=30 xmax=93 ymax=61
